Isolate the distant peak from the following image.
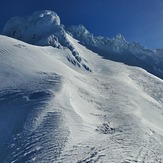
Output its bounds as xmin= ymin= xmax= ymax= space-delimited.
xmin=67 ymin=24 xmax=90 ymax=35
xmin=69 ymin=24 xmax=89 ymax=31
xmin=114 ymin=34 xmax=126 ymax=42
xmin=30 ymin=10 xmax=61 ymax=25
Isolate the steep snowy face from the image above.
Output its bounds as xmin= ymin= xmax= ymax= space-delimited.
xmin=67 ymin=25 xmax=147 ymax=54
xmin=1 ymin=35 xmax=163 ymax=162
xmin=68 ymin=25 xmax=90 ymax=37
xmin=67 ymin=25 xmax=163 ymax=79
xmin=67 ymin=25 xmax=95 ymax=45
xmin=67 ymin=25 xmax=153 ymax=56
xmin=2 ymin=10 xmax=61 ymax=46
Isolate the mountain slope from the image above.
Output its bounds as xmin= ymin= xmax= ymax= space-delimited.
xmin=3 ymin=10 xmax=163 ymax=79
xmin=67 ymin=25 xmax=163 ymax=80
xmin=0 ymin=34 xmax=163 ymax=162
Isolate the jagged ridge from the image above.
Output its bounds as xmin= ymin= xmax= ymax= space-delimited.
xmin=67 ymin=24 xmax=163 ymax=79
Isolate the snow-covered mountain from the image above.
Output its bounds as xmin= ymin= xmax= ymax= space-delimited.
xmin=2 ymin=10 xmax=91 ymax=72
xmin=67 ymin=25 xmax=163 ymax=79
xmin=3 ymin=10 xmax=163 ymax=79
xmin=1 ymin=10 xmax=163 ymax=162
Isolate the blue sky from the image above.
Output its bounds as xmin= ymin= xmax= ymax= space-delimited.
xmin=1 ymin=0 xmax=163 ymax=48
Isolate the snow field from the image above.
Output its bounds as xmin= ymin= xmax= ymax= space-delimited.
xmin=0 ymin=35 xmax=163 ymax=162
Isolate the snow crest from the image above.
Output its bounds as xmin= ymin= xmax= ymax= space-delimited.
xmin=3 ymin=10 xmax=92 ymax=71
xmin=3 ymin=10 xmax=60 ymax=45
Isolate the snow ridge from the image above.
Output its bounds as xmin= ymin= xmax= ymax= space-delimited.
xmin=2 ymin=10 xmax=91 ymax=71
xmin=3 ymin=10 xmax=163 ymax=78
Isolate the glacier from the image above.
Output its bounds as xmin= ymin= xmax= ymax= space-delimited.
xmin=0 ymin=10 xmax=163 ymax=162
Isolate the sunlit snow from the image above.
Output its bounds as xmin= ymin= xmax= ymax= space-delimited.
xmin=0 ymin=10 xmax=163 ymax=162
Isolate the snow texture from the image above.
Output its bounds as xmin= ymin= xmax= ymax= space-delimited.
xmin=1 ymin=10 xmax=163 ymax=162
xmin=3 ymin=10 xmax=60 ymax=45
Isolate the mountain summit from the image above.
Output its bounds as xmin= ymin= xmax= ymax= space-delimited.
xmin=3 ymin=10 xmax=61 ymax=46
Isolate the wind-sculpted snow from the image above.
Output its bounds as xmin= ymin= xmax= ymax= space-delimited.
xmin=0 ymin=36 xmax=71 ymax=162
xmin=2 ymin=11 xmax=91 ymax=71
xmin=2 ymin=10 xmax=60 ymax=45
xmin=1 ymin=24 xmax=163 ymax=162
xmin=0 ymin=71 xmax=69 ymax=162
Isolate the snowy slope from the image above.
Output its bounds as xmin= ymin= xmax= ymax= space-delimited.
xmin=0 ymin=34 xmax=163 ymax=162
xmin=4 ymin=10 xmax=163 ymax=79
xmin=1 ymin=10 xmax=163 ymax=162
xmin=67 ymin=25 xmax=163 ymax=80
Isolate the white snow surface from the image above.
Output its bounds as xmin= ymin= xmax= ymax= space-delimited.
xmin=0 ymin=33 xmax=163 ymax=163
xmin=2 ymin=10 xmax=93 ymax=72
xmin=0 ymin=10 xmax=163 ymax=163
xmin=2 ymin=10 xmax=60 ymax=45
